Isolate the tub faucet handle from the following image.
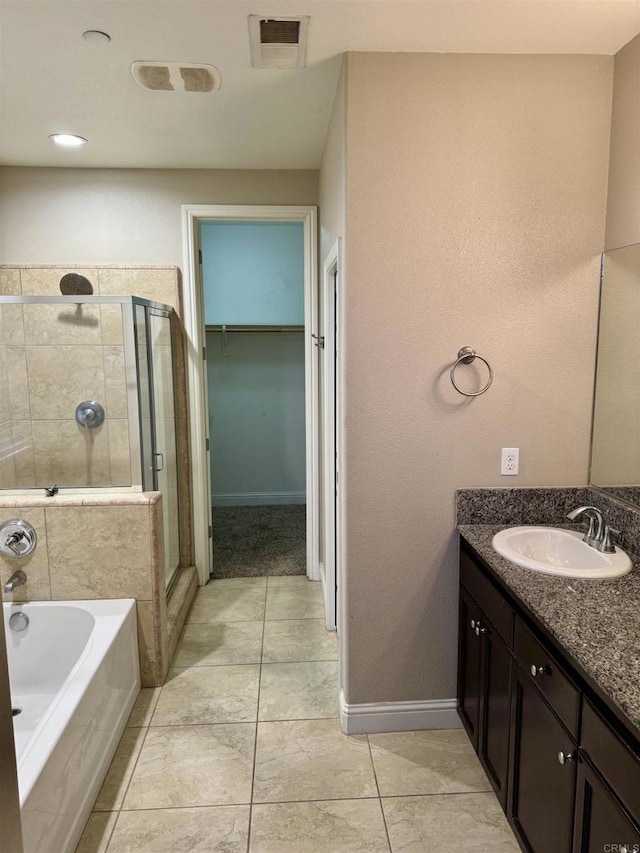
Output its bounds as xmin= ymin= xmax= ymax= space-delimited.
xmin=0 ymin=520 xmax=37 ymax=559
xmin=5 ymin=532 xmax=24 ymax=555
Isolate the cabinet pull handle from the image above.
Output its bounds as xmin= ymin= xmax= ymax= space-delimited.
xmin=558 ymin=750 xmax=575 ymax=765
xmin=530 ymin=664 xmax=548 ymax=677
xmin=470 ymin=619 xmax=476 ymax=629
xmin=475 ymin=625 xmax=487 ymax=637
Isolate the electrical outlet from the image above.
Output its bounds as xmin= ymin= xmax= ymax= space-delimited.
xmin=501 ymin=447 xmax=519 ymax=476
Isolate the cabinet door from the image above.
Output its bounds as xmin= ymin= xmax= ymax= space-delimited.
xmin=458 ymin=585 xmax=483 ymax=748
xmin=510 ymin=666 xmax=577 ymax=853
xmin=573 ymin=757 xmax=640 ymax=853
xmin=479 ymin=623 xmax=511 ymax=809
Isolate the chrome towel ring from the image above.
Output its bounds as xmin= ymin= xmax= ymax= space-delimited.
xmin=450 ymin=347 xmax=493 ymax=397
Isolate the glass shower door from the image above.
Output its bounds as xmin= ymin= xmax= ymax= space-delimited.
xmin=134 ymin=304 xmax=180 ymax=591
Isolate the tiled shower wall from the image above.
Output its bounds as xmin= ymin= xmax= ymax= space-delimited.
xmin=0 ymin=266 xmax=181 ymax=492
xmin=0 ymin=265 xmax=196 ymax=685
xmin=0 ymin=264 xmax=193 ymax=568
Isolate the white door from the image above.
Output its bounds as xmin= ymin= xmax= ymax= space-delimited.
xmin=322 ymin=243 xmax=340 ymax=631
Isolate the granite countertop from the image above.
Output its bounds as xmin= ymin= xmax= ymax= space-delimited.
xmin=459 ymin=524 xmax=640 ymax=741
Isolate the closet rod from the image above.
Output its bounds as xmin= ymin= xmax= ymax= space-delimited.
xmin=206 ymin=325 xmax=304 ymax=333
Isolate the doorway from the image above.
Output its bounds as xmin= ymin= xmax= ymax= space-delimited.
xmin=202 ymin=220 xmax=306 ymax=579
xmin=181 ymin=205 xmax=320 ymax=588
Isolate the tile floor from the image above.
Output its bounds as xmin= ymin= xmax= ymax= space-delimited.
xmin=76 ymin=576 xmax=519 ymax=852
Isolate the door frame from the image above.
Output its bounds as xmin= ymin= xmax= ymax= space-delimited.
xmin=322 ymin=240 xmax=340 ymax=630
xmin=182 ymin=204 xmax=318 ymax=585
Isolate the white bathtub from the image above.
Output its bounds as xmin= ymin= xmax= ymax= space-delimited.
xmin=5 ymin=599 xmax=140 ymax=853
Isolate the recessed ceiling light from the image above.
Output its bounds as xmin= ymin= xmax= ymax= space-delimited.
xmin=49 ymin=134 xmax=88 ymax=148
xmin=82 ymin=30 xmax=111 ymax=45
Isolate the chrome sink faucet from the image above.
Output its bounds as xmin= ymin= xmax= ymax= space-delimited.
xmin=566 ymin=506 xmax=619 ymax=554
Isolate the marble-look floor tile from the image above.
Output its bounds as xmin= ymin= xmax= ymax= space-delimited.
xmin=265 ymin=583 xmax=324 ymax=620
xmin=126 ymin=688 xmax=161 ymax=728
xmin=262 ymin=620 xmax=338 ymax=663
xmin=250 ymin=800 xmax=390 ymax=853
xmin=94 ymin=728 xmax=147 ymax=811
xmin=151 ymin=665 xmax=260 ymax=725
xmin=210 ymin=576 xmax=267 ymax=589
xmin=187 ymin=585 xmax=266 ymax=623
xmin=266 ymin=576 xmax=312 ymax=586
xmin=122 ymin=724 xmax=255 ymax=809
xmin=107 ymin=805 xmax=250 ymax=852
xmin=253 ymin=719 xmax=377 ymax=803
xmin=368 ymin=730 xmax=491 ymax=797
xmin=76 ymin=812 xmax=118 ymax=853
xmin=258 ymin=661 xmax=339 ymax=721
xmin=382 ymin=793 xmax=519 ymax=852
xmin=172 ymin=621 xmax=263 ymax=667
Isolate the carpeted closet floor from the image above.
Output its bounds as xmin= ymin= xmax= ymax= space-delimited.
xmin=212 ymin=505 xmax=306 ymax=579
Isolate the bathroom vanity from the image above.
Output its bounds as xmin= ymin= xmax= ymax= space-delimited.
xmin=458 ymin=527 xmax=640 ymax=852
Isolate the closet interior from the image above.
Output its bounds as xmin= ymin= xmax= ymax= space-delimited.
xmin=200 ymin=220 xmax=307 ymax=579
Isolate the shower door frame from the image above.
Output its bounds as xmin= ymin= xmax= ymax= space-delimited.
xmin=181 ymin=205 xmax=318 ymax=586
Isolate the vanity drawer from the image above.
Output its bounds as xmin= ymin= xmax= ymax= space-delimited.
xmin=514 ymin=616 xmax=580 ymax=737
xmin=581 ymin=699 xmax=640 ymax=822
xmin=460 ymin=550 xmax=513 ymax=646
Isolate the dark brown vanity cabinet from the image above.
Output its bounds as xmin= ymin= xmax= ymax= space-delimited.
xmin=573 ymin=701 xmax=640 ymax=852
xmin=509 ymin=663 xmax=577 ymax=853
xmin=458 ymin=540 xmax=640 ymax=853
xmin=458 ymin=551 xmax=512 ymax=807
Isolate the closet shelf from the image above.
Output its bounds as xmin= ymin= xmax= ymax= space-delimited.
xmin=206 ymin=324 xmax=304 ymax=333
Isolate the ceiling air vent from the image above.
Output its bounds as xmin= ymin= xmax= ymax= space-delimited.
xmin=248 ymin=16 xmax=310 ymax=69
xmin=131 ymin=61 xmax=221 ymax=92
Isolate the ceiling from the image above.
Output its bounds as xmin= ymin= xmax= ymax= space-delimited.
xmin=1 ymin=0 xmax=639 ymax=170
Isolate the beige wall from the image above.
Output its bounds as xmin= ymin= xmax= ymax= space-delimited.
xmin=0 ymin=168 xmax=319 ymax=267
xmin=605 ymin=34 xmax=640 ymax=250
xmin=319 ymin=59 xmax=347 ymax=263
xmin=339 ymin=52 xmax=612 ymax=705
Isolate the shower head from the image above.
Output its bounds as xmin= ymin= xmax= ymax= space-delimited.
xmin=59 ymin=273 xmax=94 ymax=296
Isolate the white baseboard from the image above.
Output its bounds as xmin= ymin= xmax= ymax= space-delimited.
xmin=340 ymin=690 xmax=461 ymax=735
xmin=212 ymin=491 xmax=306 ymax=507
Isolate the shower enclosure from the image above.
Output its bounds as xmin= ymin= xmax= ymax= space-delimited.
xmin=0 ymin=295 xmax=181 ymax=590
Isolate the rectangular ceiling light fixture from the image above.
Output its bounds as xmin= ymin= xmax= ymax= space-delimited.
xmin=248 ymin=15 xmax=310 ymax=69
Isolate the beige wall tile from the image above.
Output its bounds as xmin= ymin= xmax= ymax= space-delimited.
xmin=103 ymin=346 xmax=127 ymax=418
xmin=107 ymin=419 xmax=132 ymax=486
xmin=0 ymin=304 xmax=25 ymax=345
xmin=32 ymin=420 xmax=111 ymax=487
xmin=98 ymin=269 xmax=178 ymax=311
xmin=0 ymin=506 xmax=50 ymax=601
xmin=166 ymin=566 xmax=197 ymax=667
xmin=26 ymin=345 xmax=105 ymax=420
xmin=1 ymin=347 xmax=30 ymax=420
xmin=23 ymin=303 xmax=102 ymax=346
xmin=20 ymin=267 xmax=98 ymax=296
xmin=100 ymin=304 xmax=124 ymax=346
xmin=47 ymin=504 xmax=152 ymax=599
xmin=0 ymin=269 xmax=21 ymax=295
xmin=137 ymin=600 xmax=159 ymax=687
xmin=11 ymin=421 xmax=35 ymax=487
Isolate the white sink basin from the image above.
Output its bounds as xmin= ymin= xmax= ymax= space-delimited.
xmin=491 ymin=527 xmax=632 ymax=579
